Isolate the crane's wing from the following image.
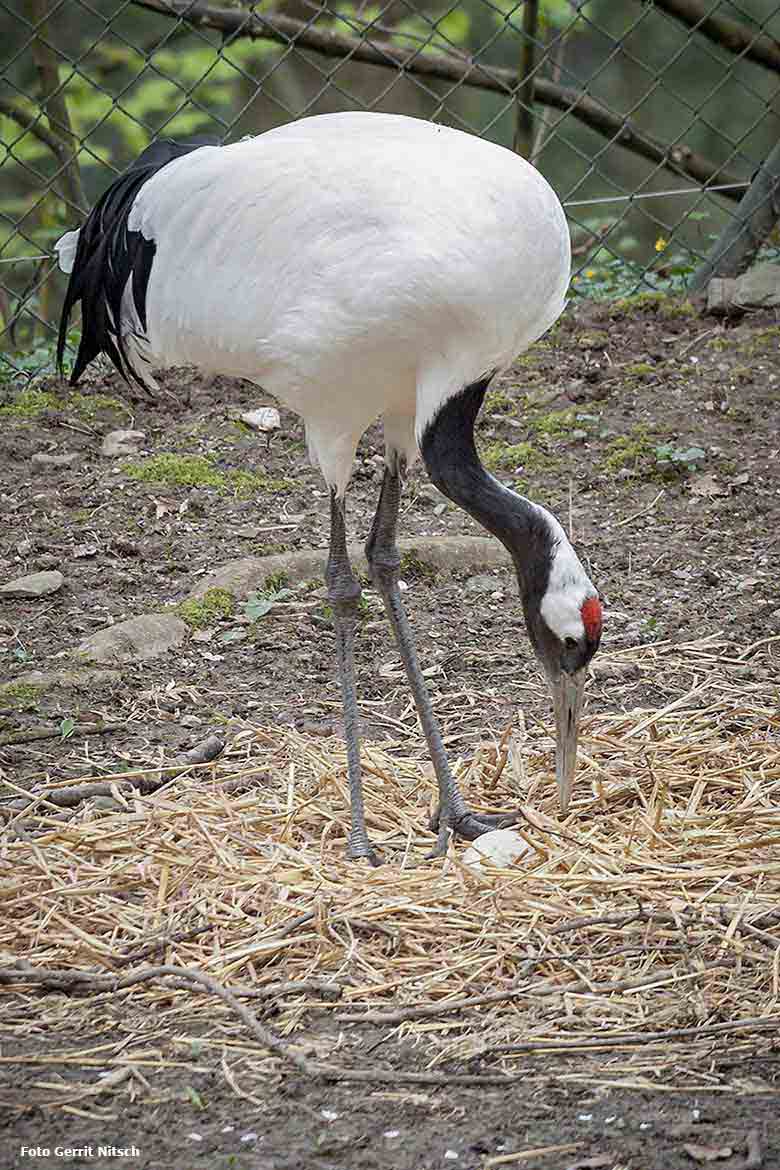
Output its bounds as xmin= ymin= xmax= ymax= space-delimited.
xmin=55 ymin=139 xmax=212 ymax=388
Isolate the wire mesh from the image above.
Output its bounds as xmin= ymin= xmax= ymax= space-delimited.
xmin=1 ymin=0 xmax=779 ymax=381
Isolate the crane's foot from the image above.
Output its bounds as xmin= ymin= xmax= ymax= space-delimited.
xmin=346 ymin=833 xmax=383 ymax=867
xmin=426 ymin=807 xmax=519 ymax=858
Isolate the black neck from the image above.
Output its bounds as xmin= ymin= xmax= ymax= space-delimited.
xmin=420 ymin=377 xmax=554 ymax=602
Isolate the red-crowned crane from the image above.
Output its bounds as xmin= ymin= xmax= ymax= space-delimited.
xmin=56 ymin=112 xmax=603 ymax=864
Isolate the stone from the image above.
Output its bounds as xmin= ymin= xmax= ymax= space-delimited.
xmin=465 ymin=573 xmax=505 ymax=594
xmin=734 ymin=262 xmax=780 ymax=308
xmin=0 ymin=666 xmax=120 ymax=697
xmin=100 ymin=429 xmax=146 ymax=457
xmin=77 ymin=613 xmax=188 ymax=663
xmin=31 ymin=451 xmax=79 ymax=469
xmin=189 ymin=536 xmax=512 ymax=600
xmin=589 ymin=659 xmax=640 ymax=683
xmin=0 ymin=569 xmax=64 ymax=598
xmin=706 ymin=277 xmax=737 ymax=314
xmin=708 ymin=263 xmax=780 ymax=313
xmin=240 ymin=407 xmax=280 ymax=432
xmin=462 ymin=829 xmax=532 ymax=871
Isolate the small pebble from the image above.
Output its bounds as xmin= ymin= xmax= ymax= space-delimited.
xmin=241 ymin=407 xmax=280 ymax=432
xmin=383 ymin=1130 xmax=401 ymax=1139
xmin=100 ymin=429 xmax=146 ymax=457
xmin=240 ymin=1132 xmax=258 ymax=1143
xmin=321 ymin=1110 xmax=339 ymax=1121
xmin=444 ymin=1152 xmax=459 ymax=1161
xmin=578 ymin=1113 xmax=593 ymax=1122
xmin=188 ymin=1134 xmax=203 ymax=1143
xmin=221 ymin=1126 xmax=234 ymax=1134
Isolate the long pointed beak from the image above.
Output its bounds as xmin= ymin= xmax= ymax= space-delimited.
xmin=551 ymin=669 xmax=585 ymax=814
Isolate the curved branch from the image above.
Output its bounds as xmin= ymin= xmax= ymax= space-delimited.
xmin=651 ymin=0 xmax=780 ymax=76
xmin=0 ymin=97 xmax=88 ymax=217
xmin=27 ymin=0 xmax=87 ymax=216
xmin=0 ymin=96 xmax=70 ymax=158
xmin=132 ymin=0 xmax=744 ymax=200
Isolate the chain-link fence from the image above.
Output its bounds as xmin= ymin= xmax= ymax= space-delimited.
xmin=2 ymin=0 xmax=780 ymax=381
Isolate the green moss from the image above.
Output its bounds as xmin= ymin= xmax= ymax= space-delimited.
xmin=624 ymin=362 xmax=655 ymax=377
xmin=610 ymin=292 xmax=696 ymax=320
xmin=602 ymin=425 xmax=655 ymax=475
xmin=124 ymin=453 xmax=224 ymax=489
xmin=750 ymin=325 xmax=780 ymax=344
xmin=255 ymin=542 xmax=290 ymax=557
xmin=176 ymin=587 xmax=236 ymax=629
xmin=263 ymin=570 xmax=290 ymax=593
xmin=0 ymin=387 xmax=60 ymax=418
xmin=0 ymin=682 xmax=41 ymax=708
xmin=530 ymin=408 xmax=579 ymax=437
xmin=123 ymin=453 xmax=292 ymax=496
xmin=70 ymin=392 xmax=126 ymax=419
xmin=737 ymin=325 xmax=780 ymax=355
xmin=577 ymin=330 xmax=609 ymax=350
xmin=229 ymin=469 xmax=293 ymax=498
xmin=0 ymin=386 xmax=127 ymax=421
xmin=399 ymin=548 xmax=437 ymax=581
xmin=514 ymin=352 xmax=542 ymax=368
xmin=484 ymin=387 xmax=515 ymax=414
xmin=481 ymin=440 xmax=542 ymax=472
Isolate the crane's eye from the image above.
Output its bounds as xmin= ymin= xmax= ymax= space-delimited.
xmin=564 ymin=635 xmax=578 ymax=649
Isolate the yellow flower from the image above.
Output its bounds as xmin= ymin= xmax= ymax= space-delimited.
xmin=585 ymin=268 xmax=595 ymax=278
xmin=655 ymin=236 xmax=668 ymax=252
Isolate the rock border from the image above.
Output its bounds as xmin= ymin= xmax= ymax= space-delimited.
xmin=4 ymin=536 xmax=512 ymax=672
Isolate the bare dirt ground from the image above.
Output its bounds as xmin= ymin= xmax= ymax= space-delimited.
xmin=1 ymin=297 xmax=779 ymax=1170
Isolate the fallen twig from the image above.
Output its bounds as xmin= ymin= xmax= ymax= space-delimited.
xmin=0 ymin=721 xmax=124 ymax=748
xmin=485 ymin=1143 xmax=580 ymax=1167
xmin=549 ymin=906 xmax=780 ymax=952
xmin=0 ymin=963 xmax=515 ymax=1085
xmin=112 ymin=922 xmax=217 ymax=967
xmin=4 ymin=732 xmax=226 ymax=811
xmin=485 ymin=1015 xmax=780 ymax=1056
xmin=339 ymin=962 xmax=733 ymax=1024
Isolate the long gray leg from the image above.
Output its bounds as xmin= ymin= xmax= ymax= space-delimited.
xmin=326 ymin=490 xmax=379 ymax=865
xmin=365 ymin=462 xmax=517 ymax=856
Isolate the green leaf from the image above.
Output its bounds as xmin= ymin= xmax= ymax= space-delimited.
xmin=184 ymin=1085 xmax=206 ymax=1110
xmin=244 ymin=594 xmax=274 ymax=621
xmin=60 ymin=717 xmax=75 ymax=739
xmin=219 ymin=628 xmax=246 ymax=643
xmin=244 ymin=587 xmax=294 ymax=622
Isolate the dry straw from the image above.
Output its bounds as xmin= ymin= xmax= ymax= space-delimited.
xmin=1 ymin=634 xmax=779 ymax=1104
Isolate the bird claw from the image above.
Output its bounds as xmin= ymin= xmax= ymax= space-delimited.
xmin=346 ymin=839 xmax=383 ymax=867
xmin=426 ymin=807 xmax=519 ymax=858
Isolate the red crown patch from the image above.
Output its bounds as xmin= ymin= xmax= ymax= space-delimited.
xmin=581 ymin=597 xmax=603 ymax=642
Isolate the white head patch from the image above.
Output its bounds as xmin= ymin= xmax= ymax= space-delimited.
xmin=538 ymin=510 xmax=597 ymax=642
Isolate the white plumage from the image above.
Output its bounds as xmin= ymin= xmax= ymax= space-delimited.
xmin=57 ymin=112 xmax=600 ymax=862
xmin=119 ymin=113 xmax=567 ymax=493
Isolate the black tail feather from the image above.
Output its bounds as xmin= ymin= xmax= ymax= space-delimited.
xmin=57 ymin=138 xmax=213 ymax=387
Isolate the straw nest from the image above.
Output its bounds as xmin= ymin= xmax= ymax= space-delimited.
xmin=2 ymin=635 xmax=779 ymax=1098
